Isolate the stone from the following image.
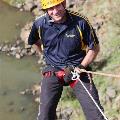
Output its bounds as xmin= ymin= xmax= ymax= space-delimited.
xmin=106 ymin=86 xmax=116 ymax=99
xmin=15 ymin=53 xmax=21 ymax=59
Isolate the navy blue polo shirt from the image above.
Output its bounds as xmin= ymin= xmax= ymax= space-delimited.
xmin=28 ymin=10 xmax=99 ymax=68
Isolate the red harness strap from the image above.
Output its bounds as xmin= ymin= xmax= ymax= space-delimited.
xmin=69 ymin=80 xmax=79 ymax=88
xmin=43 ymin=69 xmax=78 ymax=88
xmin=55 ymin=70 xmax=78 ymax=88
xmin=43 ymin=71 xmax=52 ymax=77
xmin=55 ymin=70 xmax=65 ymax=84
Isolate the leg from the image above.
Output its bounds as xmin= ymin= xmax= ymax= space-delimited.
xmin=72 ymin=73 xmax=105 ymax=120
xmin=37 ymin=74 xmax=63 ymax=120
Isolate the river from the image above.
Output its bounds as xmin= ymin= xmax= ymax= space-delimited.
xmin=0 ymin=1 xmax=41 ymax=120
xmin=0 ymin=1 xmax=33 ymax=43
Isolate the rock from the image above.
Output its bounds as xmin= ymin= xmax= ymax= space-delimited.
xmin=31 ymin=47 xmax=36 ymax=54
xmin=1 ymin=91 xmax=7 ymax=96
xmin=16 ymin=3 xmax=23 ymax=9
xmin=105 ymin=95 xmax=112 ymax=107
xmin=31 ymin=84 xmax=41 ymax=95
xmin=19 ymin=91 xmax=26 ymax=95
xmin=2 ymin=44 xmax=9 ymax=52
xmin=23 ymin=0 xmax=35 ymax=11
xmin=10 ymin=51 xmax=16 ymax=56
xmin=57 ymin=107 xmax=73 ymax=119
xmin=14 ymin=46 xmax=21 ymax=53
xmin=37 ymin=54 xmax=45 ymax=65
xmin=16 ymin=39 xmax=21 ymax=45
xmin=0 ymin=44 xmax=4 ymax=51
xmin=106 ymin=86 xmax=116 ymax=99
xmin=20 ymin=107 xmax=25 ymax=112
xmin=15 ymin=53 xmax=21 ymax=59
xmin=20 ymin=22 xmax=33 ymax=47
xmin=21 ymin=48 xmax=28 ymax=55
xmin=8 ymin=108 xmax=14 ymax=112
xmin=10 ymin=46 xmax=17 ymax=51
xmin=113 ymin=95 xmax=120 ymax=110
xmin=20 ymin=52 xmax=24 ymax=57
xmin=34 ymin=97 xmax=40 ymax=103
xmin=8 ymin=101 xmax=14 ymax=106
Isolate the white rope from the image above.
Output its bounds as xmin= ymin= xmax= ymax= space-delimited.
xmin=71 ymin=71 xmax=108 ymax=120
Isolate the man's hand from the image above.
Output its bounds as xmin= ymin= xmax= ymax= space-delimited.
xmin=74 ymin=64 xmax=86 ymax=74
xmin=63 ymin=66 xmax=74 ymax=85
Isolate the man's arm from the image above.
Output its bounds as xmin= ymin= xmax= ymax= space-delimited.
xmin=32 ymin=39 xmax=43 ymax=55
xmin=75 ymin=44 xmax=100 ymax=72
xmin=81 ymin=44 xmax=100 ymax=68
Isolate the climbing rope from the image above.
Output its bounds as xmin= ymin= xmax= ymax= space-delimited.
xmin=78 ymin=69 xmax=120 ymax=78
xmin=71 ymin=71 xmax=109 ymax=120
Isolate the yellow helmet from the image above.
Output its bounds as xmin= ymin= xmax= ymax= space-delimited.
xmin=41 ymin=0 xmax=65 ymax=9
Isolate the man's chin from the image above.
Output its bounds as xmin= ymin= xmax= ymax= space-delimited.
xmin=54 ymin=19 xmax=62 ymax=23
xmin=53 ymin=17 xmax=63 ymax=23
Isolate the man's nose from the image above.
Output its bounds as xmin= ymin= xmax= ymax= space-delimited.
xmin=52 ymin=6 xmax=59 ymax=14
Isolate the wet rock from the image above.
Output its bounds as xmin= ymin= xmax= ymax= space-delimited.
xmin=19 ymin=91 xmax=26 ymax=95
xmin=20 ymin=107 xmax=26 ymax=112
xmin=8 ymin=101 xmax=14 ymax=106
xmin=20 ymin=89 xmax=32 ymax=95
xmin=1 ymin=91 xmax=7 ymax=96
xmin=15 ymin=53 xmax=21 ymax=59
xmin=8 ymin=108 xmax=14 ymax=112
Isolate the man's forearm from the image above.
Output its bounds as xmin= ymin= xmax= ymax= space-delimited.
xmin=81 ymin=44 xmax=100 ymax=68
xmin=33 ymin=40 xmax=43 ymax=55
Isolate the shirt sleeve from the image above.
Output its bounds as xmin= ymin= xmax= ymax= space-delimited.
xmin=82 ymin=19 xmax=99 ymax=49
xmin=28 ymin=22 xmax=40 ymax=45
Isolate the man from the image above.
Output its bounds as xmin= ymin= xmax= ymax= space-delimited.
xmin=28 ymin=0 xmax=104 ymax=120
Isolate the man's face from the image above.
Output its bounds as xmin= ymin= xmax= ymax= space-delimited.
xmin=47 ymin=2 xmax=66 ymax=23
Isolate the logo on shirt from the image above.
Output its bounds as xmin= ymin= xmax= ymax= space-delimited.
xmin=65 ymin=33 xmax=75 ymax=38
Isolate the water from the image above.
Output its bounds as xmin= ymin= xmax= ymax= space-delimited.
xmin=0 ymin=1 xmax=41 ymax=120
xmin=0 ymin=1 xmax=33 ymax=43
xmin=0 ymin=54 xmax=41 ymax=120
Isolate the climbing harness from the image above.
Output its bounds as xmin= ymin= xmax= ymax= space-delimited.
xmin=71 ymin=71 xmax=109 ymax=120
